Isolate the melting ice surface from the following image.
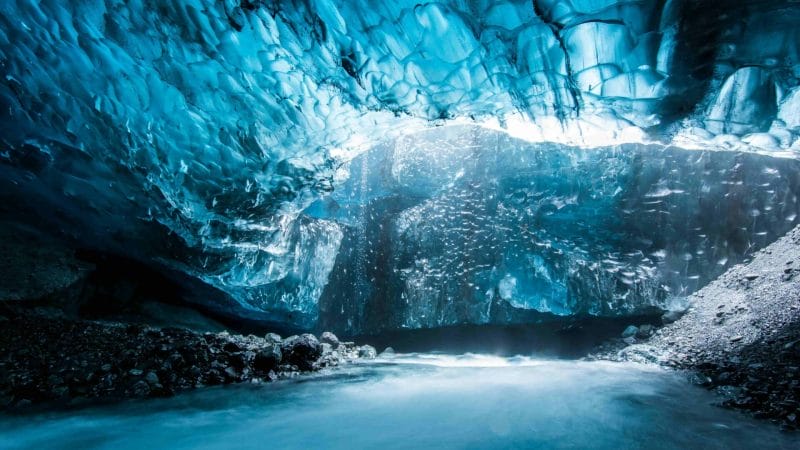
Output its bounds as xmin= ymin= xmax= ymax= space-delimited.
xmin=311 ymin=125 xmax=800 ymax=334
xmin=1 ymin=356 xmax=797 ymax=450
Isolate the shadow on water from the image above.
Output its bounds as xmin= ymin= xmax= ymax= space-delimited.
xmin=347 ymin=313 xmax=661 ymax=357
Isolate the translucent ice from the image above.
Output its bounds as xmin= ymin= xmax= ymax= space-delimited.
xmin=0 ymin=1 xmax=799 ymax=330
xmin=313 ymin=126 xmax=800 ymax=334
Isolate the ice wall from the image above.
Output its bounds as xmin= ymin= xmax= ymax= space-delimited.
xmin=1 ymin=1 xmax=799 ymax=330
xmin=313 ymin=126 xmax=800 ymax=334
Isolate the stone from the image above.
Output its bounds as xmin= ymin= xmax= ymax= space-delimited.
xmin=223 ymin=341 xmax=241 ymax=353
xmin=358 ymin=345 xmax=377 ymax=359
xmin=254 ymin=345 xmax=282 ymax=372
xmin=280 ymin=334 xmax=322 ymax=371
xmin=224 ymin=366 xmax=239 ymax=380
xmin=320 ymin=331 xmax=340 ymax=346
xmin=144 ymin=372 xmax=160 ymax=386
xmin=264 ymin=333 xmax=282 ymax=344
xmin=130 ymin=380 xmax=151 ymax=397
xmin=380 ymin=347 xmax=396 ymax=357
xmin=228 ymin=352 xmax=247 ymax=369
xmin=621 ymin=325 xmax=638 ymax=338
xmin=636 ymin=324 xmax=654 ymax=339
xmin=128 ymin=369 xmax=143 ymax=377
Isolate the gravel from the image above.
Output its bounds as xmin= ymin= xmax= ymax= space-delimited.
xmin=0 ymin=307 xmax=376 ymax=410
xmin=602 ymin=225 xmax=800 ymax=430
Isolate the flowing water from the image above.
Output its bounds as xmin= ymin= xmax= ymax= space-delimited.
xmin=1 ymin=355 xmax=797 ymax=449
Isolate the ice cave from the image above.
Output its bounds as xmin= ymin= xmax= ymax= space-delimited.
xmin=1 ymin=0 xmax=800 ymax=448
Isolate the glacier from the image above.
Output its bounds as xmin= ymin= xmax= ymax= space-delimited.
xmin=1 ymin=0 xmax=800 ymax=333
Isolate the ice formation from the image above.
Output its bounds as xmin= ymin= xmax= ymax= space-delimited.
xmin=1 ymin=1 xmax=799 ymax=331
xmin=313 ymin=125 xmax=800 ymax=333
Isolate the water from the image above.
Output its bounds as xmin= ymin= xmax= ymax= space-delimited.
xmin=1 ymin=355 xmax=797 ymax=449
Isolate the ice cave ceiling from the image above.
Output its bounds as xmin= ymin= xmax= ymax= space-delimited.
xmin=1 ymin=0 xmax=800 ymax=333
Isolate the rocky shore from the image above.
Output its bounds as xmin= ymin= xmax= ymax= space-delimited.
xmin=0 ymin=306 xmax=377 ymax=410
xmin=593 ymin=226 xmax=800 ymax=430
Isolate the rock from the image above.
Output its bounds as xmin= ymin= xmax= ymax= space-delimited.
xmin=621 ymin=325 xmax=638 ymax=338
xmin=622 ymin=336 xmax=637 ymax=345
xmin=0 ymin=307 xmax=382 ymax=408
xmin=264 ymin=333 xmax=282 ymax=344
xmin=130 ymin=380 xmax=151 ymax=397
xmin=222 ymin=341 xmax=241 ymax=353
xmin=224 ymin=366 xmax=239 ymax=380
xmin=730 ymin=335 xmax=744 ymax=342
xmin=281 ymin=334 xmax=323 ymax=371
xmin=744 ymin=273 xmax=759 ymax=281
xmin=236 ymin=351 xmax=252 ymax=369
xmin=320 ymin=331 xmax=339 ymax=346
xmin=358 ymin=345 xmax=377 ymax=359
xmin=636 ymin=324 xmax=654 ymax=339
xmin=144 ymin=372 xmax=160 ymax=386
xmin=380 ymin=347 xmax=396 ymax=357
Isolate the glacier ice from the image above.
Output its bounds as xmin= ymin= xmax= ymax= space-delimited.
xmin=0 ymin=1 xmax=799 ymax=331
xmin=312 ymin=125 xmax=800 ymax=334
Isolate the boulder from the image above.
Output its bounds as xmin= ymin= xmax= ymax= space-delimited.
xmin=130 ymin=380 xmax=151 ymax=397
xmin=320 ymin=331 xmax=340 ymax=346
xmin=280 ymin=334 xmax=322 ymax=371
xmin=144 ymin=372 xmax=160 ymax=386
xmin=622 ymin=325 xmax=638 ymax=338
xmin=358 ymin=345 xmax=377 ymax=359
xmin=253 ymin=345 xmax=282 ymax=373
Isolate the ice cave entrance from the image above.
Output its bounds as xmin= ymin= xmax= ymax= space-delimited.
xmin=305 ymin=124 xmax=800 ymax=335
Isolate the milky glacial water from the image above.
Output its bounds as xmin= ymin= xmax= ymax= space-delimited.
xmin=1 ymin=355 xmax=797 ymax=449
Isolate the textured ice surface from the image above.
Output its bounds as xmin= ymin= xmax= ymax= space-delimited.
xmin=312 ymin=126 xmax=800 ymax=334
xmin=0 ymin=1 xmax=799 ymax=330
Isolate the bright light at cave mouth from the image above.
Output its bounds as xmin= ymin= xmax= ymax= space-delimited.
xmin=2 ymin=0 xmax=800 ymax=445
